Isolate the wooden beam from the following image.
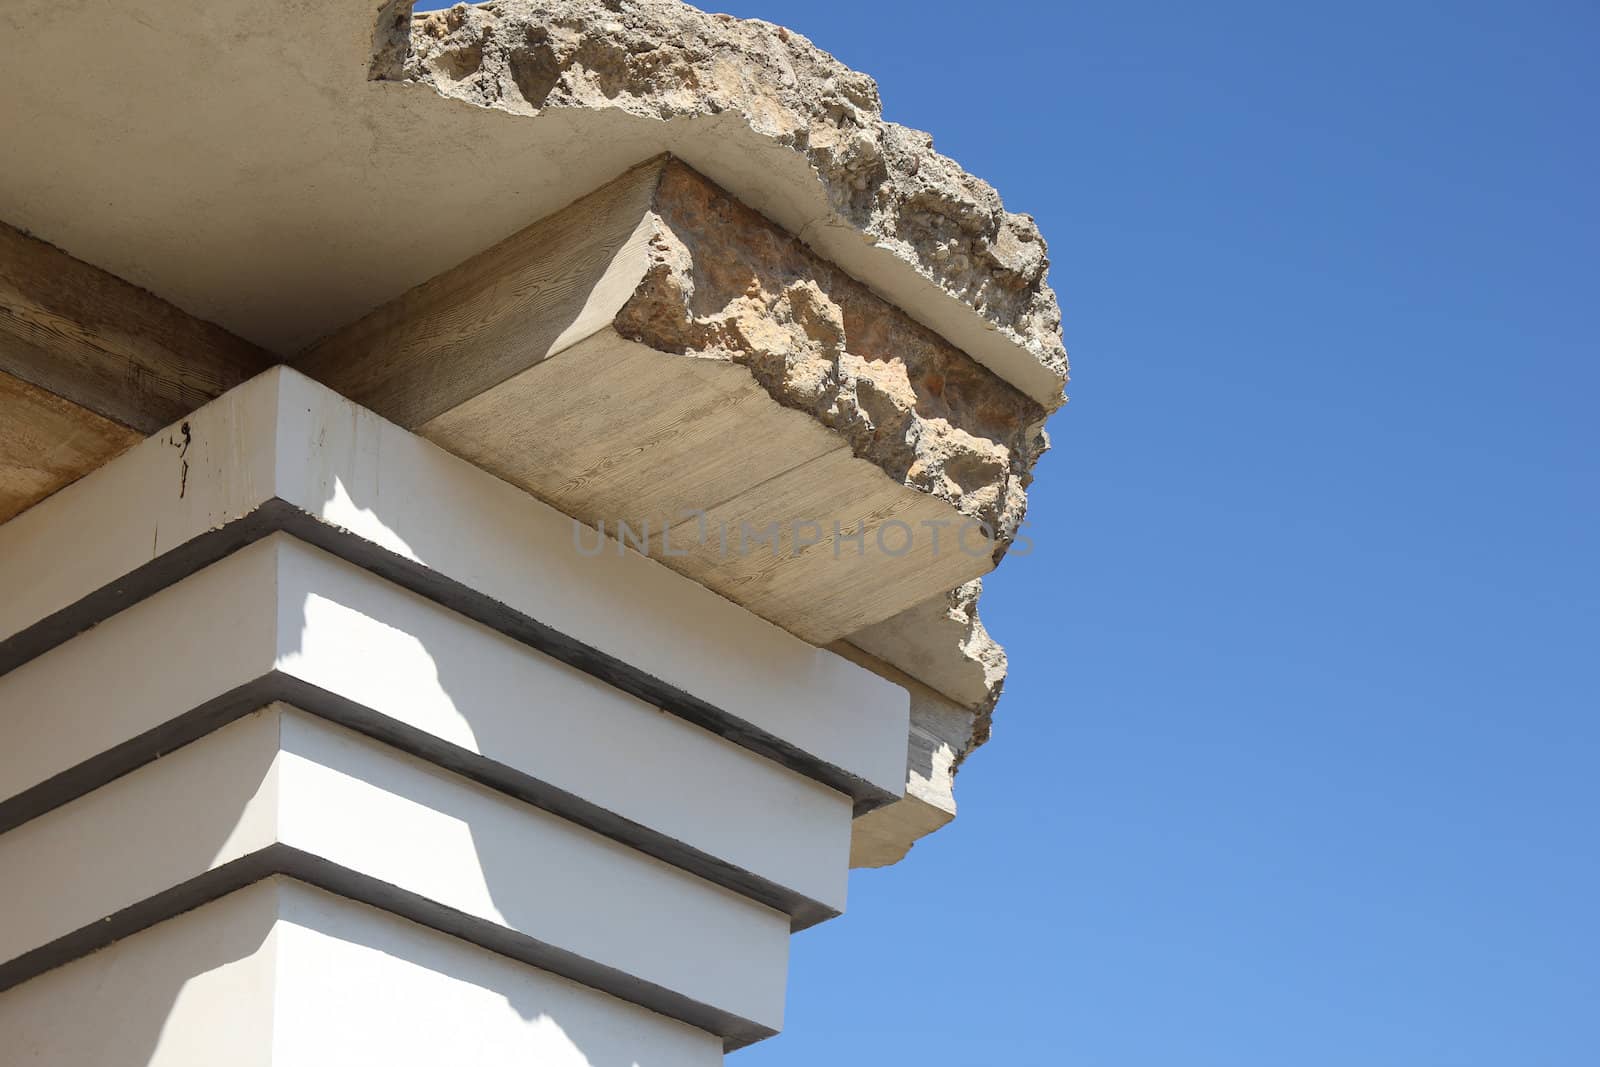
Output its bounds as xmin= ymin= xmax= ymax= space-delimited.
xmin=295 ymin=158 xmax=666 ymax=428
xmin=0 ymin=371 xmax=140 ymax=523
xmin=0 ymin=221 xmax=272 ymax=435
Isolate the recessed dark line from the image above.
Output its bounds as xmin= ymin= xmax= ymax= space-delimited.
xmin=0 ymin=847 xmax=773 ymax=1049
xmin=0 ymin=499 xmax=295 ymax=675
xmin=282 ymin=849 xmax=774 ymax=1050
xmin=275 ymin=676 xmax=838 ymax=932
xmin=0 ymin=499 xmax=896 ymax=812
xmin=275 ymin=509 xmax=893 ymax=812
xmin=0 ymin=677 xmax=277 ymax=835
xmin=0 ymin=847 xmax=286 ymax=995
xmin=0 ymin=673 xmax=837 ymax=932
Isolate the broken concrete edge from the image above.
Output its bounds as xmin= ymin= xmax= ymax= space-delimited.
xmin=615 ymin=158 xmax=1048 ymax=554
xmin=838 ymin=580 xmax=1012 ymax=864
xmin=833 ymin=641 xmax=988 ymax=868
xmin=376 ymin=0 xmax=1069 ymax=410
xmin=300 ymin=155 xmax=1046 ymax=566
xmin=297 ymin=148 xmax=1027 ymax=711
xmin=849 ymin=579 xmax=1006 ymax=740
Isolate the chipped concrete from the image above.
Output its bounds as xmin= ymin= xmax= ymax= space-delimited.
xmin=614 ymin=160 xmax=1049 ymax=551
xmin=851 ymin=579 xmax=1007 ymax=732
xmin=840 ymin=581 xmax=1012 ymax=861
xmin=833 ymin=642 xmax=981 ymax=867
xmin=0 ymin=0 xmax=1066 ymax=407
xmin=302 ymin=158 xmax=1048 ymax=627
xmin=398 ymin=0 xmax=1068 ymax=407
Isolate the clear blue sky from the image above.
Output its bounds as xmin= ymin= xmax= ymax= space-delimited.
xmin=422 ymin=3 xmax=1599 ymax=1062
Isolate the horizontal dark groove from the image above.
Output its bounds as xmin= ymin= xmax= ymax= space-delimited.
xmin=0 ymin=673 xmax=836 ymax=933
xmin=0 ymin=498 xmax=894 ymax=814
xmin=287 ymin=850 xmax=774 ymax=1051
xmin=0 ymin=499 xmax=300 ymax=676
xmin=0 ymin=846 xmax=773 ymax=1050
xmin=277 ymin=509 xmax=894 ymax=813
xmin=0 ymin=848 xmax=285 ymax=995
xmin=287 ymin=676 xmax=838 ymax=932
xmin=0 ymin=677 xmax=281 ymax=835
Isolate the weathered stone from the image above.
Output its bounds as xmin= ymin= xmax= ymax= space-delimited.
xmin=614 ymin=161 xmax=1048 ymax=550
xmin=0 ymin=0 xmax=1068 ymax=410
xmin=395 ymin=0 xmax=1069 ymax=408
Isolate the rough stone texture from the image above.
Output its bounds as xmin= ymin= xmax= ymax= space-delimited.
xmin=395 ymin=0 xmax=1068 ymax=409
xmin=618 ymin=161 xmax=1048 ymax=550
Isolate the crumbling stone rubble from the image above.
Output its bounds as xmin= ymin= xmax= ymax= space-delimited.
xmin=617 ymin=161 xmax=1048 ymax=552
xmin=385 ymin=0 xmax=1069 ymax=408
xmin=378 ymin=0 xmax=1064 ymax=790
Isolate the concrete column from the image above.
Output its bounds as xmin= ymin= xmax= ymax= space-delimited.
xmin=0 ymin=369 xmax=911 ymax=1061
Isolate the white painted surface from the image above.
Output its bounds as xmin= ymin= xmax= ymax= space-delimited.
xmin=0 ymin=709 xmax=283 ymax=964
xmin=0 ymin=881 xmax=277 ymax=1067
xmin=0 ymin=706 xmax=789 ymax=1031
xmin=0 ymin=534 xmax=851 ymax=911
xmin=273 ymin=535 xmax=852 ymax=910
xmin=0 ymin=369 xmax=287 ymax=641
xmin=0 ymin=534 xmax=282 ymax=804
xmin=0 ymin=368 xmax=910 ymax=798
xmin=270 ymin=881 xmax=723 ymax=1067
xmin=0 ymin=877 xmax=722 ymax=1066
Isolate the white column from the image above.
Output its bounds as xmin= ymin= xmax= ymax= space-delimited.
xmin=0 ymin=369 xmax=911 ymax=1062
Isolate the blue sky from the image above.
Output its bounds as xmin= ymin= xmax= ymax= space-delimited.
xmin=420 ymin=3 xmax=1599 ymax=1062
